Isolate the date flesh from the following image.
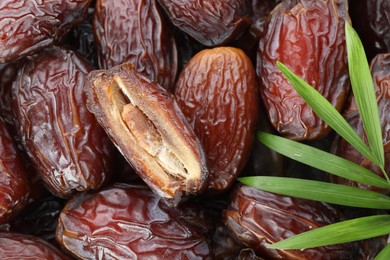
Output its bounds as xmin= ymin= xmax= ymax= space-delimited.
xmin=157 ymin=0 xmax=252 ymax=46
xmin=174 ymin=47 xmax=259 ymax=192
xmin=84 ymin=63 xmax=208 ymax=205
xmin=224 ymin=185 xmax=358 ymax=259
xmin=331 ymin=53 xmax=390 ymax=193
xmin=12 ymin=47 xmax=114 ymax=198
xmin=94 ymin=0 xmax=178 ymax=91
xmin=257 ymin=0 xmax=350 ymax=140
xmin=56 ymin=184 xmax=212 ymax=259
xmin=0 ymin=0 xmax=91 ymax=62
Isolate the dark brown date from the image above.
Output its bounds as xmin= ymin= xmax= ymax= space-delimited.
xmin=84 ymin=63 xmax=208 ymax=205
xmin=94 ymin=0 xmax=178 ymax=91
xmin=331 ymin=53 xmax=390 ymax=193
xmin=157 ymin=0 xmax=252 ymax=46
xmin=56 ymin=184 xmax=213 ymax=259
xmin=0 ymin=63 xmax=18 ymax=135
xmin=257 ymin=0 xmax=350 ymax=140
xmin=224 ymin=185 xmax=358 ymax=259
xmin=0 ymin=232 xmax=70 ymax=259
xmin=174 ymin=47 xmax=259 ymax=192
xmin=0 ymin=0 xmax=91 ymax=62
xmin=0 ymin=117 xmax=30 ymax=224
xmin=12 ymin=47 xmax=113 ymax=198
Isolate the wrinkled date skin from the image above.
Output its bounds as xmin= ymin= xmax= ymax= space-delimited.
xmin=157 ymin=0 xmax=252 ymax=46
xmin=94 ymin=0 xmax=178 ymax=91
xmin=0 ymin=232 xmax=71 ymax=259
xmin=174 ymin=47 xmax=259 ymax=192
xmin=56 ymin=184 xmax=213 ymax=259
xmin=0 ymin=117 xmax=30 ymax=224
xmin=331 ymin=53 xmax=390 ymax=193
xmin=0 ymin=63 xmax=18 ymax=134
xmin=0 ymin=0 xmax=91 ymax=62
xmin=12 ymin=47 xmax=114 ymax=198
xmin=224 ymin=185 xmax=358 ymax=259
xmin=84 ymin=63 xmax=208 ymax=205
xmin=257 ymin=0 xmax=350 ymax=140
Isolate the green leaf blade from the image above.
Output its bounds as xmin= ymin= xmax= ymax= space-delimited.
xmin=345 ymin=22 xmax=385 ymax=168
xmin=238 ymin=176 xmax=390 ymax=209
xmin=276 ymin=61 xmax=381 ymax=168
xmin=257 ymin=131 xmax=389 ymax=189
xmin=266 ymin=215 xmax=390 ymax=250
xmin=375 ymin=243 xmax=390 ymax=260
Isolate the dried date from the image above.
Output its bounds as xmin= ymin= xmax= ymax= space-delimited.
xmin=157 ymin=0 xmax=252 ymax=46
xmin=224 ymin=185 xmax=358 ymax=259
xmin=257 ymin=0 xmax=350 ymax=140
xmin=0 ymin=0 xmax=91 ymax=62
xmin=94 ymin=0 xmax=178 ymax=91
xmin=174 ymin=47 xmax=259 ymax=192
xmin=12 ymin=47 xmax=114 ymax=198
xmin=56 ymin=184 xmax=213 ymax=259
xmin=84 ymin=63 xmax=208 ymax=205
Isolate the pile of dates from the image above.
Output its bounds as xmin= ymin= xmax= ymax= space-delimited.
xmin=0 ymin=0 xmax=389 ymax=259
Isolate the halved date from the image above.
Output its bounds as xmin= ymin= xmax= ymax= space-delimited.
xmin=84 ymin=63 xmax=208 ymax=205
xmin=12 ymin=47 xmax=114 ymax=198
xmin=56 ymin=184 xmax=212 ymax=259
xmin=0 ymin=0 xmax=91 ymax=62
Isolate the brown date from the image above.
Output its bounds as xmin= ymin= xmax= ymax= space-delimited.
xmin=174 ymin=47 xmax=259 ymax=192
xmin=257 ymin=0 xmax=350 ymax=140
xmin=12 ymin=47 xmax=114 ymax=198
xmin=0 ymin=117 xmax=30 ymax=224
xmin=224 ymin=185 xmax=358 ymax=259
xmin=331 ymin=53 xmax=390 ymax=193
xmin=84 ymin=62 xmax=208 ymax=205
xmin=0 ymin=232 xmax=70 ymax=259
xmin=157 ymin=0 xmax=252 ymax=46
xmin=56 ymin=183 xmax=213 ymax=259
xmin=0 ymin=0 xmax=91 ymax=63
xmin=94 ymin=0 xmax=178 ymax=91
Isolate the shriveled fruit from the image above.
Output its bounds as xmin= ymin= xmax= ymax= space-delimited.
xmin=174 ymin=47 xmax=259 ymax=192
xmin=0 ymin=0 xmax=91 ymax=62
xmin=331 ymin=53 xmax=390 ymax=193
xmin=257 ymin=0 xmax=350 ymax=140
xmin=0 ymin=232 xmax=70 ymax=259
xmin=84 ymin=63 xmax=208 ymax=205
xmin=0 ymin=117 xmax=30 ymax=224
xmin=56 ymin=184 xmax=213 ymax=259
xmin=157 ymin=0 xmax=252 ymax=46
xmin=94 ymin=0 xmax=178 ymax=90
xmin=224 ymin=185 xmax=358 ymax=259
xmin=12 ymin=47 xmax=113 ymax=198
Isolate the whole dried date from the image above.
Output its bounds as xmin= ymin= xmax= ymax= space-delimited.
xmin=257 ymin=0 xmax=350 ymax=140
xmin=157 ymin=0 xmax=252 ymax=46
xmin=94 ymin=0 xmax=178 ymax=91
xmin=56 ymin=184 xmax=213 ymax=259
xmin=174 ymin=47 xmax=259 ymax=192
xmin=0 ymin=0 xmax=91 ymax=62
xmin=84 ymin=63 xmax=208 ymax=205
xmin=0 ymin=117 xmax=30 ymax=224
xmin=331 ymin=53 xmax=390 ymax=193
xmin=224 ymin=185 xmax=358 ymax=259
xmin=0 ymin=232 xmax=70 ymax=259
xmin=12 ymin=47 xmax=114 ymax=198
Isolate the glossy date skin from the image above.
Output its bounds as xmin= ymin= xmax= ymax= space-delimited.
xmin=174 ymin=47 xmax=259 ymax=192
xmin=12 ymin=47 xmax=113 ymax=198
xmin=0 ymin=232 xmax=70 ymax=260
xmin=331 ymin=53 xmax=390 ymax=193
xmin=94 ymin=0 xmax=178 ymax=91
xmin=157 ymin=0 xmax=252 ymax=46
xmin=224 ymin=185 xmax=358 ymax=259
xmin=257 ymin=0 xmax=350 ymax=140
xmin=0 ymin=117 xmax=30 ymax=224
xmin=0 ymin=0 xmax=91 ymax=62
xmin=56 ymin=184 xmax=213 ymax=259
